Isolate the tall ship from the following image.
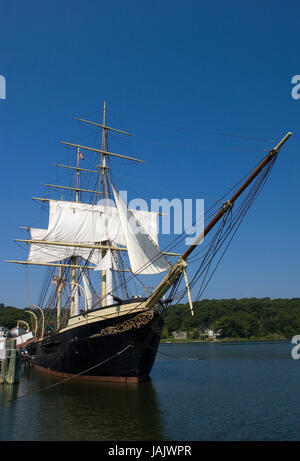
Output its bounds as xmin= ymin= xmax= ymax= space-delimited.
xmin=7 ymin=104 xmax=291 ymax=382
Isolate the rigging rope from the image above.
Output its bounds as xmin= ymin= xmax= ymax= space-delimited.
xmin=164 ymin=154 xmax=277 ymax=311
xmin=28 ymin=133 xmax=279 ymax=333
xmin=12 ymin=344 xmax=133 ymax=401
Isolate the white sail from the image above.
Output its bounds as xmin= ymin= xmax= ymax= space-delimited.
xmin=28 ymin=228 xmax=102 ymax=265
xmin=46 ymin=200 xmax=158 ymax=246
xmin=93 ymin=251 xmax=117 ymax=306
xmin=93 ymin=249 xmax=118 ymax=271
xmin=105 ymin=269 xmax=114 ymax=306
xmin=27 ymin=200 xmax=159 ymax=265
xmin=81 ymin=271 xmax=98 ymax=311
xmin=112 ymin=185 xmax=171 ymax=275
xmin=92 ymin=250 xmax=118 ymax=306
xmin=44 ymin=200 xmax=124 ymax=245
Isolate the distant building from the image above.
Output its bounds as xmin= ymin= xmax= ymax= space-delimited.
xmin=172 ymin=330 xmax=187 ymax=339
xmin=200 ymin=328 xmax=222 ymax=340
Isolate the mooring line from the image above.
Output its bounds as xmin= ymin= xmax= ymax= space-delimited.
xmin=146 ymin=343 xmax=204 ymax=361
xmin=157 ymin=349 xmax=203 ymax=361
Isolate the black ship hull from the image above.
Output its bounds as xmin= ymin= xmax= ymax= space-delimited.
xmin=25 ymin=308 xmax=163 ymax=383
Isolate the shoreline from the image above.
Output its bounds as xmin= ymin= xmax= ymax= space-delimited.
xmin=160 ymin=336 xmax=289 ymax=344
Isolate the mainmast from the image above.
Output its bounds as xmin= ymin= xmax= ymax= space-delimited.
xmin=7 ymin=103 xmax=146 ymax=326
xmin=101 ymin=100 xmax=108 ymax=199
xmin=100 ymin=102 xmax=109 ymax=307
xmin=64 ymin=102 xmax=143 ymax=307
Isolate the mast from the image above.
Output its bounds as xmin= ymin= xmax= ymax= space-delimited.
xmin=56 ymin=267 xmax=63 ymax=329
xmin=70 ymin=148 xmax=82 ymax=316
xmin=9 ymin=113 xmax=148 ymax=272
xmin=76 ymin=147 xmax=80 ymax=202
xmin=143 ymin=132 xmax=292 ymax=310
xmin=101 ymin=101 xmax=107 ymax=199
xmin=100 ymin=101 xmax=109 ymax=307
xmin=11 ymin=104 xmax=180 ymax=326
xmin=70 ymin=256 xmax=77 ymax=316
xmin=9 ymin=108 xmax=290 ymax=333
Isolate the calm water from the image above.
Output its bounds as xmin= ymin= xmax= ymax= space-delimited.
xmin=0 ymin=341 xmax=299 ymax=441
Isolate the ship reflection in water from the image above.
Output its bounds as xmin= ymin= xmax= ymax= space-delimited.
xmin=0 ymin=366 xmax=163 ymax=441
xmin=2 ymin=341 xmax=300 ymax=441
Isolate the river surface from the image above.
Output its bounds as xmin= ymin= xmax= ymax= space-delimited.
xmin=0 ymin=341 xmax=299 ymax=441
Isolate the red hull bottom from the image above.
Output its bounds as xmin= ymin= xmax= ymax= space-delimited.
xmin=34 ymin=364 xmax=149 ymax=383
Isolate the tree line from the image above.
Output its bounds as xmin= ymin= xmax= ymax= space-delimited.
xmin=162 ymin=297 xmax=300 ymax=340
xmin=0 ymin=303 xmax=31 ymax=330
xmin=1 ymin=298 xmax=300 ymax=340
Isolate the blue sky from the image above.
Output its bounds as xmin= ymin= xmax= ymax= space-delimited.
xmin=0 ymin=0 xmax=299 ymax=308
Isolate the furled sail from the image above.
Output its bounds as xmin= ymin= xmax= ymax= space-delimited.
xmin=71 ymin=272 xmax=98 ymax=314
xmin=93 ymin=249 xmax=118 ymax=271
xmin=81 ymin=270 xmax=98 ymax=311
xmin=93 ymin=250 xmax=118 ymax=306
xmin=112 ymin=185 xmax=171 ymax=275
